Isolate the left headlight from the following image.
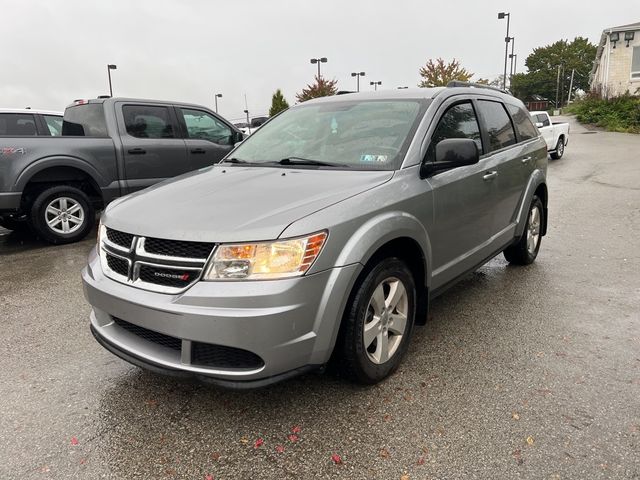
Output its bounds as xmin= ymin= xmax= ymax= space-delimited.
xmin=203 ymin=231 xmax=327 ymax=280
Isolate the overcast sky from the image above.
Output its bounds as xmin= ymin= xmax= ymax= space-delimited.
xmin=2 ymin=0 xmax=639 ymax=122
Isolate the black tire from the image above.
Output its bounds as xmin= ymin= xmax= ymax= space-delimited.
xmin=550 ymin=136 xmax=565 ymax=159
xmin=30 ymin=186 xmax=95 ymax=244
xmin=504 ymin=195 xmax=544 ymax=265
xmin=337 ymin=257 xmax=416 ymax=384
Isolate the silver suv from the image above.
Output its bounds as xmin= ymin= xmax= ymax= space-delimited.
xmin=82 ymin=84 xmax=548 ymax=387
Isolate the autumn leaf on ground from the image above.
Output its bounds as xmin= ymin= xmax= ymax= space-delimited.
xmin=70 ymin=436 xmax=79 ymax=446
xmin=254 ymin=438 xmax=264 ymax=448
xmin=526 ymin=436 xmax=535 ymax=446
xmin=275 ymin=445 xmax=285 ymax=453
xmin=513 ymin=448 xmax=523 ymax=465
xmin=417 ymin=456 xmax=425 ymax=465
xmin=512 ymin=412 xmax=520 ymax=420
xmin=205 ymin=474 xmax=214 ymax=480
xmin=379 ymin=448 xmax=390 ymax=458
xmin=287 ymin=434 xmax=299 ymax=442
xmin=331 ymin=453 xmax=343 ymax=464
xmin=383 ymin=414 xmax=392 ymax=422
xmin=291 ymin=425 xmax=301 ymax=434
xmin=401 ymin=473 xmax=410 ymax=480
xmin=211 ymin=452 xmax=221 ymax=461
xmin=240 ymin=437 xmax=249 ymax=445
xmin=145 ymin=399 xmax=157 ymax=407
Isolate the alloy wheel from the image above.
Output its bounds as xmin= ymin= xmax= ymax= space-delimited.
xmin=45 ymin=197 xmax=85 ymax=234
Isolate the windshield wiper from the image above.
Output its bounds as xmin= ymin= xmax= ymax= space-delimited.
xmin=220 ymin=157 xmax=252 ymax=164
xmin=277 ymin=157 xmax=347 ymax=167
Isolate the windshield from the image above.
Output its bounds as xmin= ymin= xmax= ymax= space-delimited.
xmin=229 ymin=99 xmax=428 ymax=170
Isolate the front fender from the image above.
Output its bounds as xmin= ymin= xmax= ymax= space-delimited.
xmin=15 ymin=156 xmax=108 ymax=191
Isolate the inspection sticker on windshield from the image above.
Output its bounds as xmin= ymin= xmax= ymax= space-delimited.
xmin=360 ymin=154 xmax=388 ymax=163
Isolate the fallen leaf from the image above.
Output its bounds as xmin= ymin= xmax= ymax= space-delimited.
xmin=420 ymin=381 xmax=427 ymax=388
xmin=275 ymin=445 xmax=285 ymax=453
xmin=417 ymin=456 xmax=425 ymax=465
xmin=254 ymin=438 xmax=264 ymax=448
xmin=513 ymin=448 xmax=523 ymax=465
xmin=205 ymin=475 xmax=214 ymax=480
xmin=401 ymin=474 xmax=410 ymax=480
xmin=331 ymin=453 xmax=342 ymax=464
xmin=145 ymin=399 xmax=158 ymax=407
xmin=70 ymin=436 xmax=79 ymax=446
xmin=40 ymin=466 xmax=50 ymax=473
xmin=526 ymin=436 xmax=535 ymax=446
xmin=240 ymin=437 xmax=249 ymax=445
xmin=422 ymin=446 xmax=429 ymax=455
xmin=512 ymin=412 xmax=520 ymax=420
xmin=287 ymin=434 xmax=299 ymax=442
xmin=211 ymin=452 xmax=221 ymax=461
xmin=379 ymin=448 xmax=390 ymax=458
xmin=291 ymin=425 xmax=301 ymax=434
xmin=383 ymin=414 xmax=392 ymax=422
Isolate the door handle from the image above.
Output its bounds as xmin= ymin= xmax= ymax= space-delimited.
xmin=521 ymin=156 xmax=533 ymax=164
xmin=190 ymin=148 xmax=206 ymax=154
xmin=483 ymin=171 xmax=498 ymax=181
xmin=127 ymin=148 xmax=146 ymax=155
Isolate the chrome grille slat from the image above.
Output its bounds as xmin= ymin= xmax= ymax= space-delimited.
xmin=101 ymin=226 xmax=216 ymax=294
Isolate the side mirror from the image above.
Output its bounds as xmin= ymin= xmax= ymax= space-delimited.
xmin=421 ymin=138 xmax=479 ymax=177
xmin=234 ymin=131 xmax=245 ymax=144
xmin=535 ymin=122 xmax=544 ymax=128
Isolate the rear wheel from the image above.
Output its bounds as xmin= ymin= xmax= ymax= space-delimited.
xmin=504 ymin=195 xmax=544 ymax=265
xmin=337 ymin=258 xmax=416 ymax=384
xmin=29 ymin=186 xmax=94 ymax=244
xmin=550 ymin=137 xmax=565 ymax=159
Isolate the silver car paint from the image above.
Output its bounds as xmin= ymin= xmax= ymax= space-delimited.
xmin=83 ymin=87 xmax=548 ymax=386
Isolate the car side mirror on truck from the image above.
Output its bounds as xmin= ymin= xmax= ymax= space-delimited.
xmin=535 ymin=122 xmax=544 ymax=128
xmin=421 ymin=138 xmax=480 ymax=177
xmin=234 ymin=131 xmax=245 ymax=144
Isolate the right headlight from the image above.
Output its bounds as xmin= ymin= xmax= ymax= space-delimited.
xmin=203 ymin=231 xmax=327 ymax=281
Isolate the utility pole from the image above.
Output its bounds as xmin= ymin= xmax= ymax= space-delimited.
xmin=567 ymin=69 xmax=575 ymax=104
xmin=498 ymin=12 xmax=511 ymax=90
xmin=508 ymin=37 xmax=515 ymax=89
xmin=555 ymin=65 xmax=561 ymax=109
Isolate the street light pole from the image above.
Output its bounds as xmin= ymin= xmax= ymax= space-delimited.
xmin=508 ymin=37 xmax=515 ymax=89
xmin=351 ymin=71 xmax=366 ymax=92
xmin=310 ymin=57 xmax=328 ymax=77
xmin=107 ymin=64 xmax=117 ymax=97
xmin=370 ymin=81 xmax=382 ymax=91
xmin=498 ymin=12 xmax=511 ymax=90
xmin=214 ymin=93 xmax=222 ymax=113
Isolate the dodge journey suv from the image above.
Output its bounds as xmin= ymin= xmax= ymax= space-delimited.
xmin=83 ymin=83 xmax=548 ymax=388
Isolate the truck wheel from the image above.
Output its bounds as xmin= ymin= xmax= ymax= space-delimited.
xmin=504 ymin=195 xmax=544 ymax=265
xmin=338 ymin=258 xmax=416 ymax=384
xmin=30 ymin=186 xmax=95 ymax=244
xmin=550 ymin=137 xmax=564 ymax=159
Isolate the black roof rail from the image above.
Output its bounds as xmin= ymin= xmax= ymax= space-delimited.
xmin=446 ymin=81 xmax=510 ymax=95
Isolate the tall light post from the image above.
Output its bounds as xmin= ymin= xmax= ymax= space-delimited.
xmin=107 ymin=64 xmax=117 ymax=97
xmin=370 ymin=81 xmax=382 ymax=91
xmin=498 ymin=12 xmax=511 ymax=90
xmin=310 ymin=57 xmax=328 ymax=77
xmin=214 ymin=93 xmax=222 ymax=113
xmin=508 ymin=37 xmax=515 ymax=89
xmin=351 ymin=71 xmax=366 ymax=92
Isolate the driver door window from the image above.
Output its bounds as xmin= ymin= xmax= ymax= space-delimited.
xmin=426 ymin=102 xmax=482 ymax=163
xmin=180 ymin=109 xmax=232 ymax=145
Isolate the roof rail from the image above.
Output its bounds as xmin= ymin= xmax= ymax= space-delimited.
xmin=446 ymin=81 xmax=510 ymax=95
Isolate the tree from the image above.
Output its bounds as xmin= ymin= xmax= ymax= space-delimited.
xmin=418 ymin=58 xmax=473 ymax=87
xmin=296 ymin=75 xmax=338 ymax=103
xmin=476 ymin=76 xmax=503 ymax=87
xmin=511 ymin=37 xmax=596 ymax=105
xmin=269 ymin=89 xmax=289 ymax=116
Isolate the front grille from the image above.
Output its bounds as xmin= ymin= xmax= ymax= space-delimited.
xmin=144 ymin=237 xmax=214 ymax=259
xmin=138 ymin=264 xmax=195 ymax=288
xmin=192 ymin=342 xmax=264 ymax=369
xmin=106 ymin=254 xmax=129 ymax=277
xmin=106 ymin=228 xmax=134 ymax=249
xmin=113 ymin=318 xmax=181 ymax=351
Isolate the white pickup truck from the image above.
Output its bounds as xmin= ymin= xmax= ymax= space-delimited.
xmin=530 ymin=111 xmax=570 ymax=159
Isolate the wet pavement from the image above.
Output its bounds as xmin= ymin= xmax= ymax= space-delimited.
xmin=1 ymin=116 xmax=639 ymax=479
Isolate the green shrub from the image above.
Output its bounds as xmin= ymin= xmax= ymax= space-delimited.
xmin=569 ymin=94 xmax=640 ymax=133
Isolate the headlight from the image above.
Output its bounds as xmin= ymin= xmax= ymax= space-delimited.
xmin=204 ymin=231 xmax=327 ymax=280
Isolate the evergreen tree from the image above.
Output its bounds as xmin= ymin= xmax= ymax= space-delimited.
xmin=269 ymin=89 xmax=289 ymax=117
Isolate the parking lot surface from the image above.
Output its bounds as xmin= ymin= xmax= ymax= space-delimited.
xmin=1 ymin=117 xmax=639 ymax=479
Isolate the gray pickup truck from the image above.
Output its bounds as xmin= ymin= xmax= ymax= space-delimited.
xmin=83 ymin=83 xmax=549 ymax=388
xmin=0 ymin=98 xmax=244 ymax=243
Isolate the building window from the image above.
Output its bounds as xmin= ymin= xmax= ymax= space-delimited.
xmin=632 ymin=46 xmax=640 ymax=79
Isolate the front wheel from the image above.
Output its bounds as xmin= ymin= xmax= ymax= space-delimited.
xmin=550 ymin=137 xmax=565 ymax=159
xmin=337 ymin=258 xmax=416 ymax=384
xmin=504 ymin=195 xmax=544 ymax=265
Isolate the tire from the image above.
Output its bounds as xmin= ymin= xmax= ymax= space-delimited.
xmin=550 ymin=136 xmax=565 ymax=159
xmin=0 ymin=216 xmax=30 ymax=232
xmin=29 ymin=186 xmax=95 ymax=244
xmin=504 ymin=195 xmax=544 ymax=265
xmin=337 ymin=257 xmax=416 ymax=384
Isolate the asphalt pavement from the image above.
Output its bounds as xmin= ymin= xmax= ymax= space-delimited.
xmin=1 ymin=116 xmax=638 ymax=479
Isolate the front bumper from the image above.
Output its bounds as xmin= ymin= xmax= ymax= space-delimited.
xmin=82 ymin=247 xmax=361 ymax=387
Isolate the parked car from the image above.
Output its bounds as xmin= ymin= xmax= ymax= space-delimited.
xmin=0 ymin=108 xmax=63 ymax=136
xmin=0 ymin=98 xmax=244 ymax=242
xmin=83 ymin=84 xmax=548 ymax=388
xmin=530 ymin=111 xmax=570 ymax=159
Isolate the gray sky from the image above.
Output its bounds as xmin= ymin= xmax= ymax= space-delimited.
xmin=2 ymin=0 xmax=639 ymax=122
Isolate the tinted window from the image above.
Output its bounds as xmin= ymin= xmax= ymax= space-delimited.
xmin=123 ymin=105 xmax=176 ymax=139
xmin=0 ymin=113 xmax=37 ymax=136
xmin=535 ymin=113 xmax=550 ymax=127
xmin=477 ymin=100 xmax=517 ymax=151
xmin=62 ymin=104 xmax=108 ymax=137
xmin=427 ymin=102 xmax=482 ymax=162
xmin=506 ymin=104 xmax=539 ymax=141
xmin=44 ymin=115 xmax=63 ymax=136
xmin=180 ymin=109 xmax=232 ymax=145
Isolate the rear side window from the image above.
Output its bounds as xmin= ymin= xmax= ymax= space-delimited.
xmin=62 ymin=104 xmax=108 ymax=137
xmin=506 ymin=104 xmax=539 ymax=141
xmin=427 ymin=102 xmax=483 ymax=162
xmin=535 ymin=113 xmax=551 ymax=127
xmin=44 ymin=115 xmax=63 ymax=136
xmin=0 ymin=113 xmax=37 ymax=136
xmin=123 ymin=105 xmax=176 ymax=139
xmin=477 ymin=100 xmax=517 ymax=152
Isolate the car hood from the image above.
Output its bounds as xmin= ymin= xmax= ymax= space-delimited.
xmin=103 ymin=166 xmax=394 ymax=242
